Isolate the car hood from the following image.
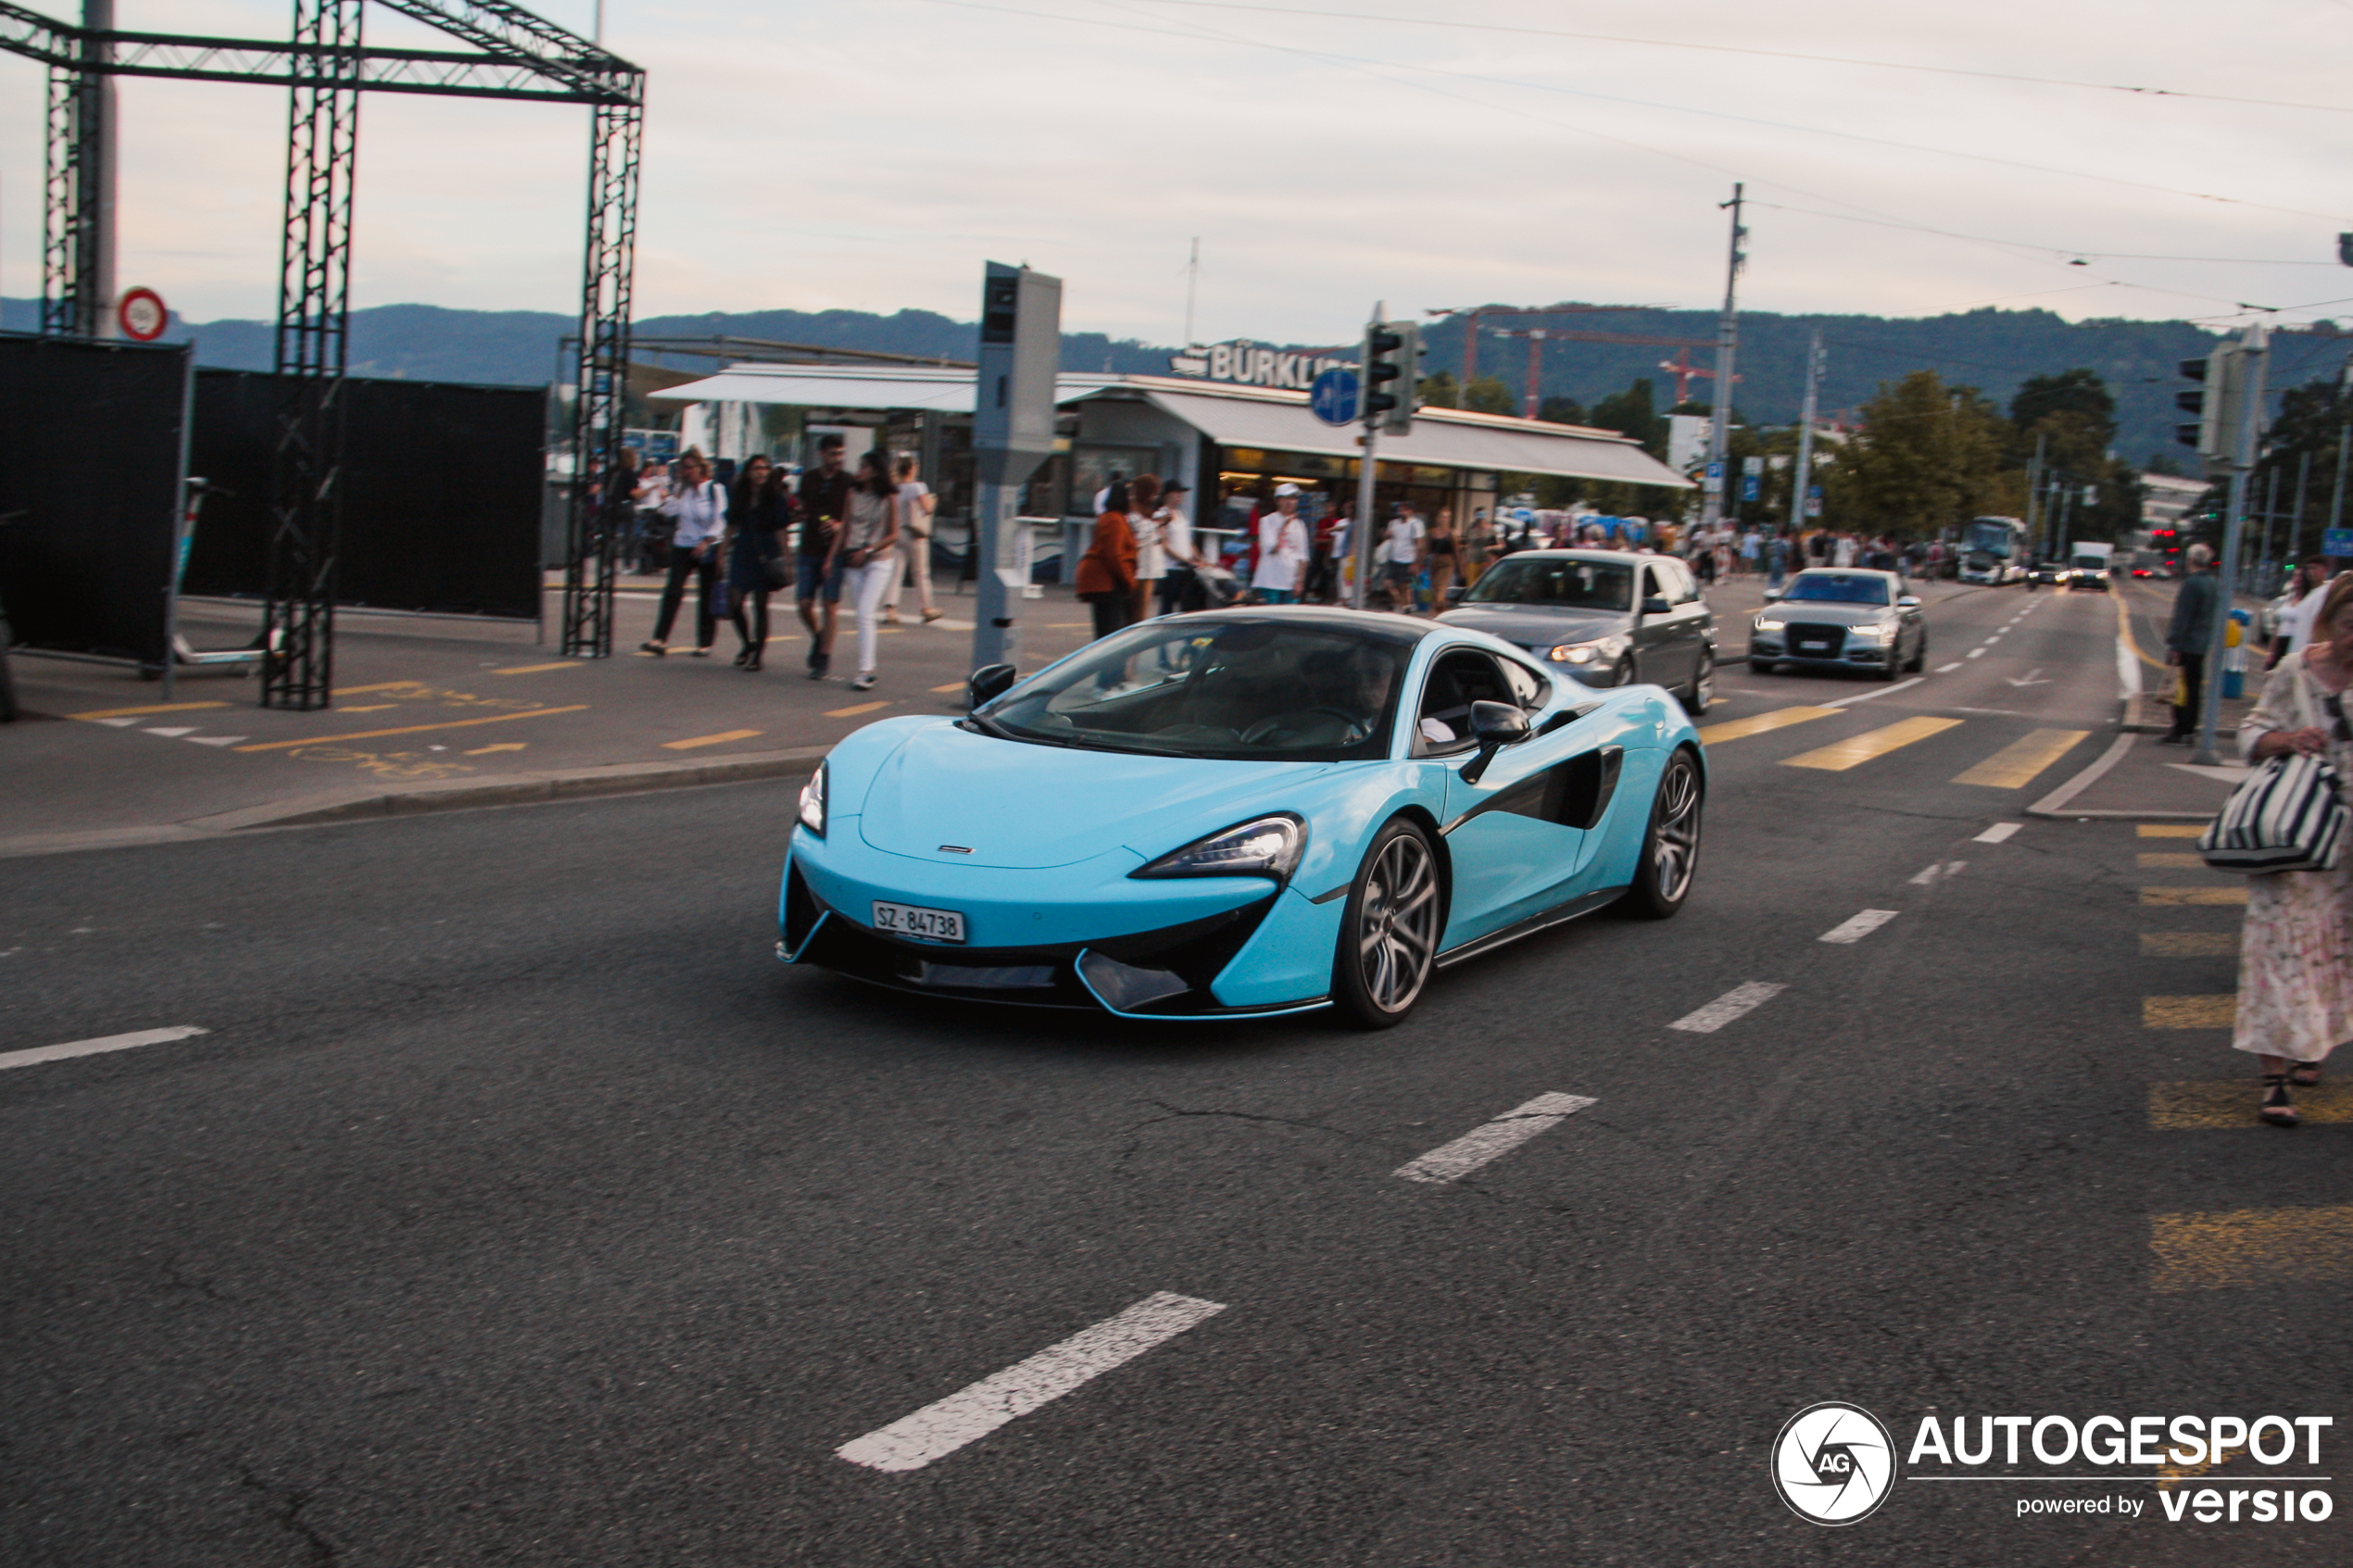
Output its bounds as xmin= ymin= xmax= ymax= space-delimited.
xmin=1760 ymin=602 xmax=1891 ymax=626
xmin=856 ymin=722 xmax=1327 ymax=869
xmin=1437 ymin=604 xmax=1625 ymax=651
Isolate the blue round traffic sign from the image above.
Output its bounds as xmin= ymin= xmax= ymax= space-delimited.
xmin=1310 ymin=368 xmax=1361 ymax=426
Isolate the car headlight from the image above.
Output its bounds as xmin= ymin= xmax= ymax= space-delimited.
xmin=1547 ymin=641 xmax=1603 ymax=664
xmin=1847 ymin=622 xmax=1894 ymax=641
xmin=798 ymin=762 xmax=826 ymax=836
xmin=1754 ymin=617 xmax=1785 ymax=632
xmin=1132 ymin=813 xmax=1306 ymax=882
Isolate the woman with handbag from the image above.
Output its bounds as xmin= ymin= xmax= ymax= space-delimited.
xmin=884 ymin=454 xmax=941 ymax=626
xmin=726 ymin=456 xmax=792 ymax=671
xmin=1076 ymin=481 xmax=1139 ymax=640
xmin=838 ymin=450 xmax=900 ymax=692
xmin=2233 ymin=573 xmax=2353 ymax=1125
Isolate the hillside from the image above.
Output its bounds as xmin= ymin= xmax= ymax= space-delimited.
xmin=8 ymin=295 xmax=2345 ymax=464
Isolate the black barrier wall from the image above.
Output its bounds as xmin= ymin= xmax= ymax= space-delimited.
xmin=185 ymin=372 xmax=544 ymax=620
xmin=0 ymin=333 xmax=191 ymax=668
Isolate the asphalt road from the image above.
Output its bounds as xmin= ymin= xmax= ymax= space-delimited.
xmin=3 ymin=583 xmax=2343 ymax=1566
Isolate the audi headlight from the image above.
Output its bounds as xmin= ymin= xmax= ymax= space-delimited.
xmin=797 ymin=762 xmax=826 ymax=835
xmin=1132 ymin=814 xmax=1306 ymax=882
xmin=1848 ymin=621 xmax=1894 ymax=642
xmin=1754 ymin=617 xmax=1785 ymax=632
xmin=1547 ymin=641 xmax=1603 ymax=664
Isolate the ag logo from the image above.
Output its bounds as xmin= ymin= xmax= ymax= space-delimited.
xmin=1772 ymin=1401 xmax=1895 ymax=1525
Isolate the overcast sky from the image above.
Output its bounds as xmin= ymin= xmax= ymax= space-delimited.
xmin=4 ymin=0 xmax=2350 ymax=344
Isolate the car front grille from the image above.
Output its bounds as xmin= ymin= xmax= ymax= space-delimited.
xmin=1785 ymin=621 xmax=1846 ymax=658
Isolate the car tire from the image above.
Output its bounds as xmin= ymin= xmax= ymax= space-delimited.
xmin=1614 ymin=747 xmax=1703 ymax=921
xmin=1749 ymin=657 xmax=1777 ymax=674
xmin=1331 ymin=817 xmax=1443 ymax=1029
xmin=1608 ymin=657 xmax=1636 ymax=687
xmin=1905 ymin=633 xmax=1927 ymax=672
xmin=1681 ymin=650 xmax=1715 ymax=715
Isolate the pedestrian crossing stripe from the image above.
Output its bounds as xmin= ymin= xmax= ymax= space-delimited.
xmin=2149 ymin=1083 xmax=2353 ymax=1129
xmin=2150 ymin=1205 xmax=2353 ymax=1292
xmin=2138 ymin=823 xmax=2205 ymax=838
xmin=1781 ymin=716 xmax=1963 ymax=772
xmin=1695 ymin=706 xmax=1838 ymax=746
xmin=2141 ymin=932 xmax=2236 ymax=957
xmin=1950 ymin=728 xmax=2089 ymax=789
xmin=2141 ymin=886 xmax=2248 ymax=906
xmin=2145 ymin=995 xmax=2237 ymax=1028
xmin=2137 ymin=852 xmax=2205 ymax=868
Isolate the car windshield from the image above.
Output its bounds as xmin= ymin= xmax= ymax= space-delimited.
xmin=1462 ymin=557 xmax=1632 ymax=611
xmin=973 ymin=619 xmax=1411 ymax=761
xmin=1782 ymin=573 xmax=1890 ymax=606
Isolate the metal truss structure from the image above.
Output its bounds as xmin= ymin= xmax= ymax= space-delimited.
xmin=1 ymin=0 xmax=644 ymax=704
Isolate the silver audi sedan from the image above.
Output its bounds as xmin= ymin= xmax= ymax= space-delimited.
xmin=1748 ymin=568 xmax=1926 ymax=681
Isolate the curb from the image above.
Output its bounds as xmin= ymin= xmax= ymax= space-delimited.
xmin=0 ymin=746 xmax=832 ymax=860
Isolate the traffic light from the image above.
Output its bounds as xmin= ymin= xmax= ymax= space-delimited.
xmin=1363 ymin=319 xmax=1419 ymax=434
xmin=2176 ymin=344 xmax=2247 ymax=466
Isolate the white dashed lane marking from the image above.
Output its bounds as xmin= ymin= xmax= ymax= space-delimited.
xmin=1667 ymin=981 xmax=1787 ymax=1034
xmin=0 ymin=1025 xmax=209 ymax=1072
xmin=836 ymin=1292 xmax=1227 ymax=1473
xmin=1818 ymin=909 xmax=1901 ymax=945
xmin=1937 ymin=662 xmax=1963 ymax=672
xmin=1974 ymin=822 xmax=2022 ymax=844
xmin=1909 ymin=859 xmax=1967 ymax=885
xmin=1394 ymin=1092 xmax=1597 ymax=1184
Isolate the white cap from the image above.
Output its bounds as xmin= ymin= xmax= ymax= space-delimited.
xmin=1274 ymin=483 xmax=1302 ymax=496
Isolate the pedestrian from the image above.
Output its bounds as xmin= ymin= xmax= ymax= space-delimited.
xmin=838 ymin=449 xmax=900 ymax=692
xmin=2268 ymin=557 xmax=2332 ymax=670
xmin=726 ymin=456 xmax=791 ymax=671
xmin=1378 ymin=502 xmax=1425 ymax=612
xmin=1426 ymin=507 xmax=1460 ymax=608
xmin=1252 ymin=483 xmax=1310 ymax=605
xmin=600 ymin=445 xmax=641 ymax=566
xmin=1834 ymin=532 xmax=1857 ymax=568
xmin=1155 ymin=480 xmax=1203 ymax=616
xmin=883 ymin=454 xmax=942 ymax=627
xmin=1308 ymin=495 xmax=1344 ymax=603
xmin=1766 ymin=532 xmax=1790 ymax=590
xmin=2162 ymin=544 xmax=2221 ymax=745
xmin=1076 ymin=480 xmax=1139 ymax=639
xmin=641 ymin=447 xmax=724 ymax=657
xmin=1129 ymin=474 xmax=1165 ymax=623
xmin=2233 ymin=573 xmax=2353 ymax=1125
xmin=632 ymin=458 xmax=672 ymax=574
xmin=796 ymin=433 xmax=852 ymax=680
xmin=1463 ymin=508 xmax=1497 ymax=587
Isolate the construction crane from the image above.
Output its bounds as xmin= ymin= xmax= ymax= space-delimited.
xmin=1426 ymin=305 xmax=1709 ymax=417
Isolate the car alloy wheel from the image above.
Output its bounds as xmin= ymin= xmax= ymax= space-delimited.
xmin=1617 ymin=749 xmax=1702 ymax=920
xmin=1335 ymin=819 xmax=1441 ymax=1027
xmin=1609 ymin=657 xmax=1635 ymax=687
xmin=1683 ymin=650 xmax=1715 ymax=715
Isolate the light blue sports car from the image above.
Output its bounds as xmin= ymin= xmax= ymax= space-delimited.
xmin=778 ymin=607 xmax=1705 ymax=1027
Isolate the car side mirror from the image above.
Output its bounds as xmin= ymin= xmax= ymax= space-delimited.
xmin=968 ymin=663 xmax=1016 ymax=707
xmin=1896 ymin=595 xmax=1920 ymax=608
xmin=1762 ymin=586 xmax=1782 ymax=602
xmin=1459 ymin=700 xmax=1531 ymax=785
xmin=1640 ymin=596 xmax=1671 ymax=616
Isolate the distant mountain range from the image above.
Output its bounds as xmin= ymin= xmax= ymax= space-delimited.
xmin=9 ymin=295 xmax=2345 ymax=466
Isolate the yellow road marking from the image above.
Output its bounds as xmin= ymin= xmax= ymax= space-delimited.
xmin=1045 ymin=622 xmax=1091 ymax=629
xmin=2142 ymin=885 xmax=2247 ymax=906
xmin=332 ymin=681 xmax=430 ymax=696
xmin=68 ymin=701 xmax=229 ymax=721
xmin=491 ymin=661 xmax=581 ymax=675
xmin=2139 ymin=851 xmax=2207 ymax=868
xmin=1782 ymin=715 xmax=1963 ymax=771
xmin=233 ymin=706 xmax=587 ymax=751
xmin=1951 ymin=727 xmax=2089 ymax=788
xmin=2142 ymin=932 xmax=2236 ymax=957
xmin=2145 ymin=995 xmax=2238 ymax=1028
xmin=2150 ymin=1205 xmax=2353 ymax=1292
xmin=2113 ymin=584 xmax=2168 ymax=672
xmin=2150 ymin=1082 xmax=2353 ymax=1130
xmin=931 ymin=682 xmax=964 ymax=694
xmin=336 ymin=704 xmax=401 ymax=713
xmin=825 ymin=701 xmax=890 ymax=718
xmin=1695 ymin=705 xmax=1839 ymax=746
xmin=661 ymin=729 xmax=764 ymax=750
xmin=2139 ymin=822 xmax=2205 ymax=838
xmin=465 ymin=742 xmax=529 ymax=756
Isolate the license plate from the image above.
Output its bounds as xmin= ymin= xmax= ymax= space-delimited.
xmin=1797 ymin=639 xmax=1831 ymax=651
xmin=873 ymin=901 xmax=966 ymax=944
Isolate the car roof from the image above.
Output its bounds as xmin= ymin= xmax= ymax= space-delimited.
xmin=1150 ymin=605 xmax=1439 ymax=646
xmin=1488 ymin=548 xmax=1656 ymax=566
xmin=1792 ymin=566 xmax=1900 ymax=580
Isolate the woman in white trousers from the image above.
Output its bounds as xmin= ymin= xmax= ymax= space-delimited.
xmin=837 ymin=450 xmax=900 ymax=691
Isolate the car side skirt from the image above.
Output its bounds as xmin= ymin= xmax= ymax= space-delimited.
xmin=1434 ymin=885 xmax=1628 ymax=970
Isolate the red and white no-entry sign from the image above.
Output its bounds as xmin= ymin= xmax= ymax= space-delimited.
xmin=117 ymin=287 xmax=169 ymax=342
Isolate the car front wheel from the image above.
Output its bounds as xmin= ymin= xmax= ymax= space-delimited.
xmin=1615 ymin=748 xmax=1703 ymax=921
xmin=1682 ymin=649 xmax=1715 ymax=715
xmin=1332 ymin=817 xmax=1442 ymax=1029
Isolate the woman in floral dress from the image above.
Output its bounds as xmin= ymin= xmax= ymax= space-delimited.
xmin=2235 ymin=573 xmax=2353 ymax=1125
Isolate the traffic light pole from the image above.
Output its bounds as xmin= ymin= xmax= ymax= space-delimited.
xmin=2193 ymin=327 xmax=2266 ymax=767
xmin=1352 ymin=423 xmax=1378 ymax=610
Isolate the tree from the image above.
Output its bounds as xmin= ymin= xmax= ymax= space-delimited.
xmin=1537 ymin=395 xmax=1587 ymax=426
xmin=1822 ymin=370 xmax=2010 ymax=538
xmin=1418 ymin=370 xmax=1460 ymax=409
xmin=2009 ymin=368 xmax=2117 ymax=444
xmin=1589 ymin=378 xmax=1667 ymax=458
xmin=2007 ymin=368 xmax=2138 ymax=548
xmin=1463 ymin=375 xmax=1516 ymax=416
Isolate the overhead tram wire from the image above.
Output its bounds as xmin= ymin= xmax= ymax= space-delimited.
xmin=1125 ymin=0 xmax=2353 ymax=119
xmin=1746 ymin=202 xmax=2347 ymax=269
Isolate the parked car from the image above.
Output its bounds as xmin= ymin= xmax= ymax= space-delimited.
xmin=780 ymin=608 xmax=1705 ymax=1028
xmin=1749 ymin=569 xmax=1927 ymax=680
xmin=1432 ymin=549 xmax=1717 ymax=714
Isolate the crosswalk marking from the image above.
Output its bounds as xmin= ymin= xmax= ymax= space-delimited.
xmin=1695 ymin=705 xmax=1839 ymax=746
xmin=2141 ymin=886 xmax=2247 ymax=906
xmin=1950 ymin=728 xmax=2090 ymax=789
xmin=2141 ymin=932 xmax=2237 ymax=957
xmin=661 ymin=729 xmax=763 ymax=750
xmin=2138 ymin=852 xmax=2205 ymax=868
xmin=2138 ymin=823 xmax=2205 ymax=838
xmin=68 ymin=701 xmax=229 ymax=721
xmin=2150 ymin=1083 xmax=2352 ymax=1130
xmin=2145 ymin=995 xmax=2238 ymax=1028
xmin=1972 ymin=822 xmax=2022 ymax=844
xmin=1781 ymin=716 xmax=1964 ymax=771
xmin=2150 ymin=1205 xmax=2353 ymax=1292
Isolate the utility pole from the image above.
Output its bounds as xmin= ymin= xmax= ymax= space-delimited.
xmin=2194 ymin=325 xmax=2266 ymax=767
xmin=2332 ymin=421 xmax=2350 ymax=549
xmin=2255 ymin=466 xmax=2278 ymax=584
xmin=1789 ymin=331 xmax=1825 ymax=534
xmin=1183 ymin=237 xmax=1200 ymax=346
xmin=1700 ymin=183 xmax=1745 ymax=534
xmin=2289 ymin=448 xmax=2311 ymax=566
xmin=80 ymin=0 xmax=120 ymax=337
xmin=2024 ymin=429 xmax=2046 ymax=555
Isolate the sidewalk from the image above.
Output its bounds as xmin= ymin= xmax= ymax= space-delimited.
xmin=0 ymin=575 xmax=1103 ymax=856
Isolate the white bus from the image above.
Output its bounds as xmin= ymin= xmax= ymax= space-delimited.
xmin=1957 ymin=516 xmax=2029 ymax=583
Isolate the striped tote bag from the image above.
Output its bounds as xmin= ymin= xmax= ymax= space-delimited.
xmin=2197 ymin=674 xmax=2347 ymax=874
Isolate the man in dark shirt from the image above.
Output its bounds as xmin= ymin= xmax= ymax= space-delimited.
xmin=796 ymin=434 xmax=851 ymax=678
xmin=2162 ymin=543 xmax=2221 ymax=744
